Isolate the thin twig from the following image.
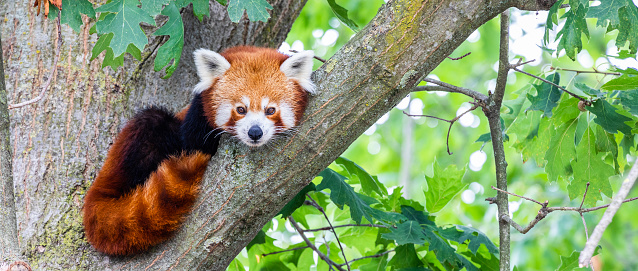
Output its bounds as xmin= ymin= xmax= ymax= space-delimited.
xmin=579 ymin=158 xmax=638 ymax=267
xmin=336 ymin=249 xmax=395 ymax=267
xmin=490 ymin=186 xmax=545 ymax=206
xmin=420 ymin=78 xmax=489 ymax=102
xmin=289 ymin=216 xmax=346 ymax=271
xmin=303 ymin=224 xmax=388 ymax=232
xmin=261 ymin=245 xmax=310 ymax=257
xmin=511 ymin=65 xmax=590 ymax=105
xmin=289 ymin=49 xmax=326 ymax=63
xmin=9 ymin=9 xmax=62 ymax=109
xmin=579 ymin=182 xmax=590 ymax=210
xmin=306 ymin=195 xmax=351 ymax=271
xmin=550 ymin=66 xmax=621 ymax=76
xmin=447 ymin=52 xmax=471 ymax=60
xmin=403 ymin=104 xmax=479 ymax=155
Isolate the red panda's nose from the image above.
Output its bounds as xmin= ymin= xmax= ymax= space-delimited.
xmin=248 ymin=126 xmax=263 ymax=141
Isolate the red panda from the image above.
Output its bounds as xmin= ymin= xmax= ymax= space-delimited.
xmin=82 ymin=46 xmax=315 ymax=255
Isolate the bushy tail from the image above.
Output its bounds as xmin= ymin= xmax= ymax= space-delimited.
xmin=83 ymin=152 xmax=211 ymax=255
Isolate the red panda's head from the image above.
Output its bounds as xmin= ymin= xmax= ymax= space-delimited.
xmin=193 ymin=46 xmax=315 ymax=147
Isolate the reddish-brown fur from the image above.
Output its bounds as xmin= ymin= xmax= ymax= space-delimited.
xmin=201 ymin=46 xmax=309 ymax=129
xmin=83 ymin=132 xmax=211 ymax=255
xmin=83 ymin=46 xmax=309 ymax=255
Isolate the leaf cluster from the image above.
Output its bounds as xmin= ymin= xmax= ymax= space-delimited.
xmin=237 ymin=157 xmax=498 ymax=270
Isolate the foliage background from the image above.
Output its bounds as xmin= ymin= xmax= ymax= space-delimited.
xmin=233 ymin=0 xmax=638 ymax=270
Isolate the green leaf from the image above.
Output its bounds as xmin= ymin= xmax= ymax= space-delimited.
xmin=422 ymin=226 xmax=459 ymax=266
xmin=544 ymin=0 xmax=565 ymax=44
xmin=569 ymin=128 xmax=614 ymax=206
xmin=618 ymin=88 xmax=638 ymax=115
xmin=326 ymin=0 xmax=359 ymax=31
xmin=586 ymin=0 xmax=624 ymax=27
xmin=511 ymin=111 xmax=551 ymax=166
xmin=544 ymin=118 xmax=578 ymax=182
xmin=424 ymin=160 xmax=467 ymax=213
xmin=388 ymin=245 xmax=423 ymax=269
xmin=153 ymin=2 xmax=185 ymax=78
xmin=616 ymin=2 xmax=638 ymax=54
xmin=382 ymin=221 xmax=426 ymax=245
xmin=61 ymin=0 xmax=96 ymax=33
xmin=556 ymin=0 xmax=590 ymax=60
xmin=556 ymin=247 xmax=601 ymax=271
xmin=440 ymin=225 xmax=498 ymax=255
xmin=400 ymin=205 xmax=435 ymax=226
xmin=246 ymin=230 xmax=266 ymax=250
xmin=316 ymin=169 xmax=403 ymax=224
xmin=175 ymin=0 xmax=210 ymax=21
xmin=575 ymin=83 xmax=605 ymax=98
xmin=601 ymin=74 xmax=638 ymax=91
xmin=594 ymin=125 xmax=620 ymax=170
xmin=140 ymin=0 xmax=170 ymax=15
xmin=227 ymin=258 xmax=246 ymax=271
xmin=586 ymin=99 xmax=633 ymax=135
xmin=91 ymin=33 xmax=125 ymax=70
xmin=95 ymin=0 xmax=155 ymax=57
xmin=359 ymin=252 xmax=389 ymax=271
xmin=335 ymin=157 xmax=387 ymax=197
xmin=227 ymin=0 xmax=273 ymax=22
xmin=277 ymin=183 xmax=315 ymax=218
xmin=527 ymin=73 xmax=562 ymax=117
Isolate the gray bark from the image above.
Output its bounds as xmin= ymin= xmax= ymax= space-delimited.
xmin=0 ymin=0 xmax=554 ymax=270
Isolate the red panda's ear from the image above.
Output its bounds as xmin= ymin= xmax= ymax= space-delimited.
xmin=281 ymin=51 xmax=316 ymax=95
xmin=193 ymin=49 xmax=231 ymax=93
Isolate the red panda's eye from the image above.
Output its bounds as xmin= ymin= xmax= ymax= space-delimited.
xmin=236 ymin=107 xmax=246 ymax=115
xmin=265 ymin=107 xmax=276 ymax=115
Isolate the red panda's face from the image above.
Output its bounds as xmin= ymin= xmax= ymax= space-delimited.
xmin=193 ymin=47 xmax=315 ymax=147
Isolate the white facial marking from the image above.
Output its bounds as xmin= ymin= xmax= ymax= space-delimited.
xmin=215 ymin=102 xmax=233 ymax=128
xmin=279 ymin=102 xmax=296 ymax=129
xmin=280 ymin=50 xmax=316 ymax=94
xmin=193 ymin=49 xmax=231 ymax=94
xmin=241 ymin=96 xmax=251 ymax=108
xmin=234 ymin=111 xmax=275 ymax=147
xmin=261 ymin=97 xmax=270 ymax=109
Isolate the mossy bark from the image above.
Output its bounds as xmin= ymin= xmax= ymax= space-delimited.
xmin=1 ymin=0 xmax=553 ymax=270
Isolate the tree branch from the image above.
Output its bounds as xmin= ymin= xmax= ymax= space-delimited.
xmin=289 ymin=217 xmax=346 ymax=271
xmin=579 ymin=158 xmax=638 ymax=267
xmin=510 ymin=63 xmax=590 ymax=105
xmin=490 ymin=9 xmax=513 ymax=271
xmin=303 ymin=224 xmax=388 ymax=232
xmin=306 ymin=195 xmax=351 ymax=271
xmin=403 ymin=104 xmax=479 ymax=155
xmin=419 ymin=78 xmax=489 ymax=102
xmin=336 ymin=249 xmax=395 ymax=267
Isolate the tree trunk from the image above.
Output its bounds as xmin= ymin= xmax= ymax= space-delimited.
xmin=1 ymin=0 xmax=554 ymax=269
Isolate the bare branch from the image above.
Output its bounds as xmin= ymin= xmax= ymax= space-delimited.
xmin=261 ymin=245 xmax=310 ymax=257
xmin=579 ymin=158 xmax=638 ymax=267
xmin=420 ymin=78 xmax=489 ymax=102
xmin=289 ymin=49 xmax=326 ymax=63
xmin=511 ymin=65 xmax=590 ymax=105
xmin=306 ymin=195 xmax=351 ymax=271
xmin=289 ymin=217 xmax=346 ymax=271
xmin=550 ymin=66 xmax=621 ymax=76
xmin=447 ymin=52 xmax=471 ymax=60
xmin=490 ymin=186 xmax=546 ymax=207
xmin=8 ymin=9 xmax=62 ymax=110
xmin=403 ymin=104 xmax=479 ymax=155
